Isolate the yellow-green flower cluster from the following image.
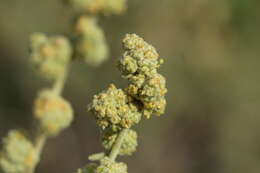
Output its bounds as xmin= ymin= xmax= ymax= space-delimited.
xmin=76 ymin=158 xmax=127 ymax=173
xmin=118 ymin=34 xmax=167 ymax=118
xmin=67 ymin=0 xmax=127 ymax=15
xmin=88 ymin=33 xmax=166 ymax=159
xmin=102 ymin=129 xmax=137 ymax=156
xmin=85 ymin=34 xmax=166 ymax=173
xmin=96 ymin=157 xmax=127 ymax=173
xmin=88 ymin=84 xmax=141 ymax=131
xmin=0 ymin=130 xmax=39 ymax=173
xmin=33 ymin=90 xmax=74 ymax=136
xmin=73 ymin=16 xmax=108 ymax=66
xmin=30 ymin=33 xmax=72 ymax=80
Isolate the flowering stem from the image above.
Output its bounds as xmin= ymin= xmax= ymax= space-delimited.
xmin=109 ymin=129 xmax=127 ymax=161
xmin=29 ymin=64 xmax=70 ymax=173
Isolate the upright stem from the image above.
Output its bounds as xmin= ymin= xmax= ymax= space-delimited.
xmin=109 ymin=129 xmax=128 ymax=161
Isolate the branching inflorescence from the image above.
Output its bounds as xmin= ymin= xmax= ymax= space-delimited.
xmin=0 ymin=1 xmax=167 ymax=173
xmin=77 ymin=34 xmax=167 ymax=173
xmin=0 ymin=0 xmax=126 ymax=173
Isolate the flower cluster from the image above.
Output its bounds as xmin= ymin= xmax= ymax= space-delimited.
xmin=95 ymin=157 xmax=127 ymax=173
xmin=84 ymin=34 xmax=167 ymax=173
xmin=73 ymin=16 xmax=108 ymax=66
xmin=33 ymin=90 xmax=74 ymax=136
xmin=67 ymin=0 xmax=127 ymax=15
xmin=0 ymin=130 xmax=39 ymax=173
xmin=88 ymin=84 xmax=141 ymax=132
xmin=30 ymin=33 xmax=72 ymax=80
xmin=89 ymin=34 xmax=167 ymax=132
xmin=119 ymin=34 xmax=167 ymax=119
xmin=76 ymin=157 xmax=127 ymax=173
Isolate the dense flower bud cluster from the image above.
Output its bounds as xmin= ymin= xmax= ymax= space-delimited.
xmin=0 ymin=130 xmax=39 ymax=173
xmin=88 ymin=84 xmax=141 ymax=131
xmin=33 ymin=90 xmax=74 ymax=136
xmin=84 ymin=34 xmax=166 ymax=173
xmin=76 ymin=158 xmax=127 ymax=173
xmin=96 ymin=157 xmax=127 ymax=173
xmin=30 ymin=33 xmax=72 ymax=80
xmin=73 ymin=16 xmax=108 ymax=66
xmin=67 ymin=0 xmax=127 ymax=15
xmin=87 ymin=34 xmax=166 ymax=162
xmin=118 ymin=34 xmax=167 ymax=118
xmin=102 ymin=129 xmax=137 ymax=156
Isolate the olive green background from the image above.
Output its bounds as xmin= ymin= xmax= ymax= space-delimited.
xmin=0 ymin=0 xmax=260 ymax=172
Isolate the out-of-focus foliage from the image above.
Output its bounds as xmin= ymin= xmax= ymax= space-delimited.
xmin=30 ymin=33 xmax=72 ymax=80
xmin=73 ymin=16 xmax=108 ymax=66
xmin=0 ymin=130 xmax=39 ymax=173
xmin=33 ymin=89 xmax=73 ymax=136
xmin=0 ymin=0 xmax=260 ymax=173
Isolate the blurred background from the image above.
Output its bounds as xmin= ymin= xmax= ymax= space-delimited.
xmin=0 ymin=0 xmax=260 ymax=172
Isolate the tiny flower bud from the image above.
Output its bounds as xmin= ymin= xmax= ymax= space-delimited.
xmin=33 ymin=90 xmax=74 ymax=136
xmin=0 ymin=130 xmax=39 ymax=173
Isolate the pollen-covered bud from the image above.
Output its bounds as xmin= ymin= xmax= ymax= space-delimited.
xmin=73 ymin=16 xmax=108 ymax=66
xmin=75 ymin=163 xmax=98 ymax=173
xmin=88 ymin=84 xmax=141 ymax=131
xmin=96 ymin=157 xmax=127 ymax=173
xmin=29 ymin=33 xmax=72 ymax=80
xmin=66 ymin=0 xmax=127 ymax=15
xmin=0 ymin=130 xmax=39 ymax=173
xmin=33 ymin=90 xmax=74 ymax=136
xmin=102 ymin=129 xmax=137 ymax=156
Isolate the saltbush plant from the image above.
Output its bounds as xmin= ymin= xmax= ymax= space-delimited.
xmin=0 ymin=1 xmax=167 ymax=173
